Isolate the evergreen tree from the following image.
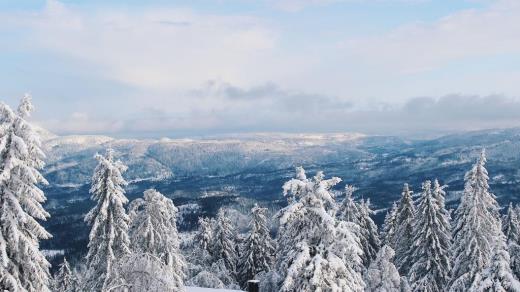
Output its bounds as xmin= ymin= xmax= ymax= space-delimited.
xmin=338 ymin=185 xmax=360 ymax=222
xmin=337 ymin=185 xmax=380 ymax=267
xmin=449 ymin=150 xmax=501 ymax=292
xmin=213 ymin=209 xmax=238 ymax=276
xmin=127 ymin=189 xmax=185 ymax=289
xmin=84 ymin=149 xmax=130 ymax=291
xmin=503 ymin=203 xmax=520 ymax=243
xmin=237 ymin=205 xmax=275 ymax=288
xmin=364 ymin=245 xmax=401 ymax=292
xmin=474 ymin=232 xmax=520 ymax=292
xmin=503 ymin=203 xmax=520 ymax=280
xmin=408 ymin=181 xmax=451 ymax=292
xmin=52 ymin=258 xmax=78 ymax=292
xmin=276 ymin=167 xmax=365 ymax=292
xmin=110 ymin=252 xmax=185 ymax=292
xmin=400 ymin=277 xmax=412 ymax=292
xmin=358 ymin=198 xmax=381 ymax=267
xmin=381 ymin=201 xmax=398 ymax=248
xmin=195 ymin=217 xmax=214 ymax=255
xmin=394 ymin=183 xmax=416 ymax=275
xmin=0 ymin=95 xmax=52 ymax=291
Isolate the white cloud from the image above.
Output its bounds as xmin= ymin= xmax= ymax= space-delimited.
xmin=3 ymin=0 xmax=520 ymax=136
xmin=41 ymin=111 xmax=125 ymax=134
xmin=342 ymin=0 xmax=520 ymax=74
xmin=36 ymin=83 xmax=520 ymax=137
xmin=260 ymin=0 xmax=428 ymax=12
xmin=4 ymin=0 xmax=277 ymax=90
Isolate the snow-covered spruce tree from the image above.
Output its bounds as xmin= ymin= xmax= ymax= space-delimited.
xmin=408 ymin=180 xmax=451 ymax=292
xmin=337 ymin=186 xmax=379 ymax=267
xmin=358 ymin=199 xmax=381 ymax=267
xmin=400 ymin=277 xmax=412 ymax=292
xmin=473 ymin=232 xmax=520 ymax=292
xmin=213 ymin=208 xmax=238 ymax=277
xmin=503 ymin=203 xmax=520 ymax=280
xmin=381 ymin=201 xmax=398 ymax=248
xmin=110 ymin=252 xmax=184 ymax=292
xmin=394 ymin=183 xmax=416 ymax=275
xmin=275 ymin=167 xmax=365 ymax=292
xmin=0 ymin=95 xmax=52 ymax=292
xmin=364 ymin=245 xmax=401 ymax=292
xmin=237 ymin=205 xmax=275 ymax=288
xmin=432 ymin=179 xmax=447 ymax=209
xmin=124 ymin=189 xmax=185 ymax=290
xmin=449 ymin=150 xmax=502 ymax=292
xmin=83 ymin=149 xmax=130 ymax=291
xmin=52 ymin=258 xmax=79 ymax=292
xmin=338 ymin=185 xmax=361 ymax=222
xmin=503 ymin=203 xmax=520 ymax=244
xmin=195 ymin=217 xmax=214 ymax=256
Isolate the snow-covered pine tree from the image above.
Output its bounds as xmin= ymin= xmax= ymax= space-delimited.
xmin=358 ymin=198 xmax=381 ymax=267
xmin=400 ymin=277 xmax=412 ymax=292
xmin=337 ymin=185 xmax=379 ymax=267
xmin=503 ymin=203 xmax=520 ymax=280
xmin=83 ymin=149 xmax=130 ymax=291
xmin=0 ymin=95 xmax=52 ymax=292
xmin=381 ymin=201 xmax=398 ymax=248
xmin=126 ymin=189 xmax=185 ymax=290
xmin=364 ymin=245 xmax=401 ymax=292
xmin=338 ymin=185 xmax=361 ymax=222
xmin=237 ymin=205 xmax=275 ymax=288
xmin=394 ymin=183 xmax=416 ymax=275
xmin=473 ymin=231 xmax=520 ymax=292
xmin=449 ymin=150 xmax=502 ymax=292
xmin=52 ymin=258 xmax=78 ymax=292
xmin=195 ymin=217 xmax=214 ymax=256
xmin=213 ymin=208 xmax=238 ymax=277
xmin=432 ymin=179 xmax=449 ymax=214
xmin=503 ymin=203 xmax=520 ymax=243
xmin=408 ymin=180 xmax=451 ymax=292
xmin=275 ymin=167 xmax=365 ymax=292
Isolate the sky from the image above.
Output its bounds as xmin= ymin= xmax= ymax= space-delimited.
xmin=1 ymin=0 xmax=520 ymax=138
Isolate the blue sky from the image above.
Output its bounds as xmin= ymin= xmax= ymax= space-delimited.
xmin=1 ymin=0 xmax=520 ymax=137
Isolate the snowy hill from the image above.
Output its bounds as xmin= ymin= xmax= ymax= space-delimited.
xmin=40 ymin=128 xmax=520 ymax=260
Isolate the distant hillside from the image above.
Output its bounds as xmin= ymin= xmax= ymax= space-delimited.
xmin=40 ymin=128 xmax=520 ymax=261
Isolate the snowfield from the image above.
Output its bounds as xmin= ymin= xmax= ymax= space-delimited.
xmin=186 ymin=287 xmax=241 ymax=292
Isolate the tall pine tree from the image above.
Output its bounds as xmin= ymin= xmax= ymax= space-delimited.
xmin=449 ymin=150 xmax=502 ymax=292
xmin=474 ymin=231 xmax=520 ymax=292
xmin=394 ymin=183 xmax=416 ymax=275
xmin=275 ymin=167 xmax=364 ymax=292
xmin=84 ymin=149 xmax=130 ymax=291
xmin=0 ymin=95 xmax=52 ymax=291
xmin=358 ymin=199 xmax=381 ymax=267
xmin=381 ymin=201 xmax=398 ymax=248
xmin=195 ymin=217 xmax=214 ymax=256
xmin=52 ymin=258 xmax=78 ymax=292
xmin=503 ymin=203 xmax=520 ymax=280
xmin=213 ymin=209 xmax=238 ymax=277
xmin=127 ymin=189 xmax=185 ymax=290
xmin=408 ymin=180 xmax=451 ymax=292
xmin=338 ymin=185 xmax=360 ymax=222
xmin=365 ymin=245 xmax=401 ymax=292
xmin=237 ymin=205 xmax=275 ymax=288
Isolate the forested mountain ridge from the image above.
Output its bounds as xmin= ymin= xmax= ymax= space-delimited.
xmin=40 ymin=128 xmax=520 ymax=262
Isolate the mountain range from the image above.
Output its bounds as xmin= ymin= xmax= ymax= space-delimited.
xmin=39 ymin=127 xmax=520 ymax=260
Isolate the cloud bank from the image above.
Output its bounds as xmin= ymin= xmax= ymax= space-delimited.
xmin=38 ymin=82 xmax=520 ymax=137
xmin=1 ymin=0 xmax=520 ymax=137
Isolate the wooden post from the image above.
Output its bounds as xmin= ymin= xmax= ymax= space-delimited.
xmin=247 ymin=280 xmax=260 ymax=292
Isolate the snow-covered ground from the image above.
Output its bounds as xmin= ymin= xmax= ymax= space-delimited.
xmin=186 ymin=287 xmax=241 ymax=292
